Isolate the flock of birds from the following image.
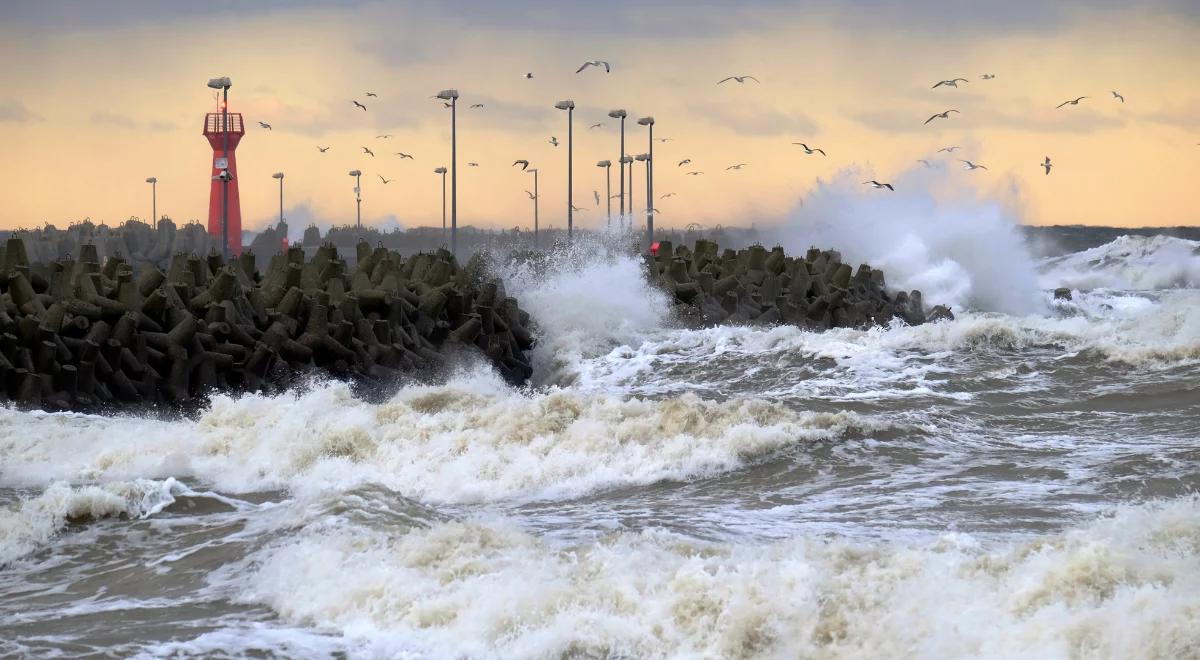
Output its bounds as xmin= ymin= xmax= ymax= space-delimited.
xmin=244 ymin=63 xmax=1134 ymax=221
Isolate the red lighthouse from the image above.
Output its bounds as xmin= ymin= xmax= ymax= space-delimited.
xmin=203 ymin=82 xmax=245 ymax=256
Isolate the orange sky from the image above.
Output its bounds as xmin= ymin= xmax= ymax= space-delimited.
xmin=1 ymin=2 xmax=1197 ymax=234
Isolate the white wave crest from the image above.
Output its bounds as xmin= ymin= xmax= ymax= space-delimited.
xmin=0 ymin=478 xmax=183 ymax=566
xmin=239 ymin=497 xmax=1200 ymax=659
xmin=1041 ymin=234 xmax=1200 ymax=291
xmin=0 ymin=372 xmax=884 ymax=503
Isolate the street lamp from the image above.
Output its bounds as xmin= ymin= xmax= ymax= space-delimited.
xmin=528 ymin=168 xmax=539 ymax=248
xmin=436 ymin=89 xmax=459 ymax=255
xmin=433 ymin=167 xmax=447 ymax=245
xmin=348 ymin=170 xmax=362 ymax=229
xmin=271 ymin=172 xmax=285 ymax=227
xmin=637 ymin=116 xmax=655 ymax=247
xmin=635 ymin=153 xmax=650 ymax=239
xmin=207 ymin=76 xmax=232 ymax=259
xmin=596 ymin=161 xmax=612 ymax=228
xmin=621 ymin=154 xmax=634 ymax=229
xmin=145 ymin=177 xmax=157 ymax=229
xmin=608 ymin=109 xmax=627 ymax=219
xmin=555 ymin=99 xmax=575 ymax=241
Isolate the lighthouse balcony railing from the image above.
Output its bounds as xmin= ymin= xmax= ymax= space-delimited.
xmin=203 ymin=113 xmax=244 ymax=134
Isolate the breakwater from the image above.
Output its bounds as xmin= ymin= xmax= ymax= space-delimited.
xmin=0 ymin=237 xmax=534 ymax=412
xmin=648 ymin=240 xmax=953 ymax=329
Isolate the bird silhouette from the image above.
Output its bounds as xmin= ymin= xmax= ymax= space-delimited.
xmin=549 ymin=136 xmax=559 ymax=147
xmin=718 ymin=76 xmax=760 ymax=84
xmin=932 ymin=78 xmax=968 ymax=88
xmin=678 ymin=159 xmax=692 ymax=167
xmin=576 ymin=60 xmax=611 ymax=73
xmin=656 ymin=138 xmax=673 ymax=143
xmin=394 ymin=152 xmax=414 ymax=159
xmin=470 ymin=103 xmax=484 ymax=109
xmin=594 ymin=190 xmax=600 ymax=205
xmin=686 ymin=171 xmax=704 ymax=176
xmin=362 ymin=147 xmax=375 ymax=156
xmin=376 ymin=134 xmax=393 ymax=139
xmin=660 ymin=193 xmax=677 ymax=199
xmin=570 ymin=205 xmax=586 ymax=212
xmin=525 ymin=72 xmax=534 ymax=79
xmin=1041 ymin=156 xmax=1053 ymax=175
xmin=1112 ymin=91 xmax=1125 ymax=103
xmin=365 ymin=92 xmax=378 ymax=97
xmin=258 ymin=121 xmax=272 ymax=130
xmin=525 ymin=190 xmax=537 ymax=199
xmin=793 ymin=143 xmax=825 ymax=155
xmin=353 ymin=101 xmax=367 ymax=111
xmin=589 ymin=123 xmax=604 ymax=129
xmin=378 ymin=175 xmax=392 ymax=184
xmin=1056 ymin=96 xmax=1088 ymax=109
xmin=917 ymin=159 xmax=932 ymax=168
xmin=959 ymin=159 xmax=988 ymax=170
xmin=512 ymin=159 xmax=530 ymax=170
xmin=924 ymin=109 xmax=960 ymax=125
xmin=317 ymin=146 xmax=331 ymax=153
xmin=937 ymin=146 xmax=961 ymax=153
xmin=863 ymin=180 xmax=894 ymax=190
xmin=468 ymin=162 xmax=479 ymax=167
xmin=726 ymin=163 xmax=748 ymax=170
xmin=981 ymin=74 xmax=995 ymax=80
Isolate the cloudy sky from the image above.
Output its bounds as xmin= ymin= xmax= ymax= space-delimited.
xmin=1 ymin=0 xmax=1197 ymax=234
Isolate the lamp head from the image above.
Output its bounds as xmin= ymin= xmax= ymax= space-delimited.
xmin=635 ymin=153 xmax=649 ymax=162
xmin=620 ymin=155 xmax=633 ymax=164
xmin=145 ymin=177 xmax=157 ymax=183
xmin=596 ymin=160 xmax=611 ymax=167
xmin=434 ymin=167 xmax=447 ymax=174
xmin=435 ymin=89 xmax=459 ymax=100
xmin=272 ymin=172 xmax=285 ymax=179
xmin=607 ymin=109 xmax=627 ymax=119
xmin=348 ymin=170 xmax=362 ymax=177
xmin=206 ymin=77 xmax=232 ymax=89
xmin=637 ymin=116 xmax=654 ymax=126
xmin=554 ymin=99 xmax=575 ymax=110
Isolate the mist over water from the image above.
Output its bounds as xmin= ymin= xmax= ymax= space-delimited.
xmin=2 ymin=218 xmax=1198 ymax=657
xmin=776 ymin=169 xmax=1044 ymax=315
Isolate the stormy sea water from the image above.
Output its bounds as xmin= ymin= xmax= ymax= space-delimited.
xmin=2 ymin=217 xmax=1199 ymax=657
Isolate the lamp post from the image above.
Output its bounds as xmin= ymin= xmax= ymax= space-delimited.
xmin=596 ymin=161 xmax=612 ymax=228
xmin=608 ymin=109 xmax=627 ymax=219
xmin=436 ymin=89 xmax=459 ymax=255
xmin=621 ymin=154 xmax=634 ymax=229
xmin=206 ymin=76 xmax=232 ymax=259
xmin=271 ymin=172 xmax=285 ymax=226
xmin=145 ymin=177 xmax=157 ymax=229
xmin=637 ymin=116 xmax=655 ymax=245
xmin=555 ymin=99 xmax=575 ymax=241
xmin=348 ymin=170 xmax=362 ymax=229
xmin=528 ymin=168 xmax=539 ymax=248
xmin=434 ymin=167 xmax=447 ymax=246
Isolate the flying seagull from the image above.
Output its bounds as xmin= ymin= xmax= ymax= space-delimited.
xmin=1112 ymin=91 xmax=1125 ymax=103
xmin=917 ymin=159 xmax=932 ymax=168
xmin=525 ymin=72 xmax=534 ymax=79
xmin=656 ymin=138 xmax=673 ymax=143
xmin=959 ymin=159 xmax=988 ymax=170
xmin=589 ymin=123 xmax=604 ymax=129
xmin=395 ymin=152 xmax=414 ymax=159
xmin=1041 ymin=156 xmax=1052 ymax=175
xmin=468 ymin=162 xmax=479 ymax=167
xmin=937 ymin=146 xmax=961 ymax=153
xmin=718 ymin=75 xmax=760 ymax=84
xmin=726 ymin=163 xmax=748 ymax=170
xmin=793 ymin=143 xmax=825 ymax=155
xmin=378 ymin=175 xmax=392 ymax=184
xmin=365 ymin=92 xmax=378 ymax=97
xmin=525 ymin=190 xmax=536 ymax=199
xmin=442 ymin=102 xmax=452 ymax=108
xmin=863 ymin=180 xmax=894 ymax=190
xmin=678 ymin=159 xmax=692 ymax=167
xmin=470 ymin=103 xmax=484 ymax=109
xmin=924 ymin=109 xmax=960 ymax=124
xmin=593 ymin=190 xmax=600 ymax=205
xmin=362 ymin=146 xmax=375 ymax=156
xmin=1056 ymin=96 xmax=1088 ymax=109
xmin=317 ymin=146 xmax=331 ymax=153
xmin=570 ymin=205 xmax=587 ymax=212
xmin=376 ymin=134 xmax=393 ymax=139
xmin=258 ymin=121 xmax=272 ymax=130
xmin=576 ymin=60 xmax=611 ymax=73
xmin=981 ymin=74 xmax=995 ymax=80
xmin=353 ymin=101 xmax=367 ymax=111
xmin=686 ymin=171 xmax=705 ymax=176
xmin=932 ymin=78 xmax=969 ymax=88
xmin=661 ymin=193 xmax=677 ymax=199
xmin=548 ymin=136 xmax=559 ymax=147
xmin=512 ymin=159 xmax=530 ymax=170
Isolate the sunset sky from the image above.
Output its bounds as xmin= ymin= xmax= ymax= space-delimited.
xmin=1 ymin=0 xmax=1197 ymax=236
